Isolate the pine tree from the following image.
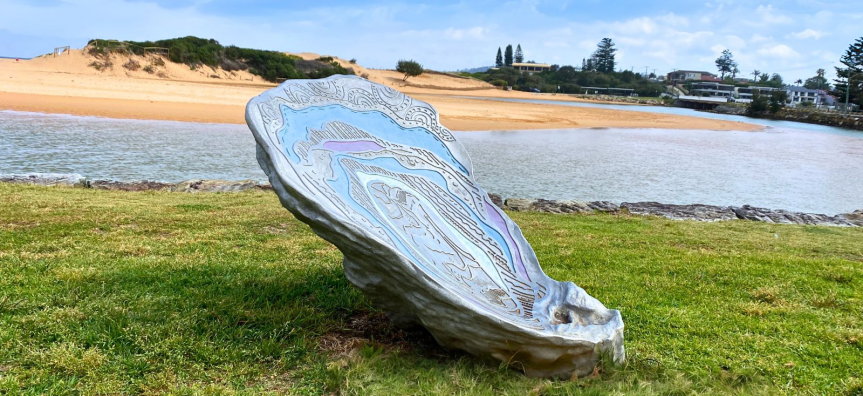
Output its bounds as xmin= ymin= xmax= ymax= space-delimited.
xmin=504 ymin=45 xmax=513 ymax=67
xmin=834 ymin=36 xmax=863 ymax=107
xmin=715 ymin=49 xmax=737 ymax=79
xmin=592 ymin=38 xmax=616 ymax=73
xmin=514 ymin=44 xmax=523 ymax=63
xmin=495 ymin=47 xmax=503 ymax=68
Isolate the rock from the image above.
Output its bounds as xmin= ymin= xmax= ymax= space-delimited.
xmin=246 ymin=75 xmax=624 ymax=379
xmin=840 ymin=210 xmax=863 ymax=227
xmin=621 ymin=202 xmax=737 ymax=222
xmin=0 ymin=173 xmax=86 ymax=187
xmin=89 ymin=180 xmax=172 ymax=191
xmin=487 ymin=193 xmax=504 ymax=209
xmin=504 ymin=198 xmax=536 ymax=212
xmin=170 ymin=179 xmax=261 ymax=193
xmin=732 ymin=205 xmax=856 ymax=227
xmin=533 ymin=199 xmax=594 ymax=214
xmin=587 ymin=201 xmax=620 ymax=213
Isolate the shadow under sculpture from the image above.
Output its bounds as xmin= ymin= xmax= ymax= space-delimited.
xmin=245 ymin=75 xmax=624 ymax=378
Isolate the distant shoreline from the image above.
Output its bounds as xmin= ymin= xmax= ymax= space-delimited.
xmin=0 ymin=50 xmax=760 ymax=132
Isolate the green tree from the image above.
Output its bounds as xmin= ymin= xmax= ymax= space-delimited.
xmin=514 ymin=44 xmax=524 ymax=63
xmin=752 ymin=70 xmax=761 ymax=81
xmin=747 ymin=92 xmax=769 ymax=115
xmin=769 ymin=90 xmax=788 ymax=113
xmin=504 ymin=45 xmax=513 ymax=67
xmin=592 ymin=38 xmax=616 ymax=73
xmin=833 ymin=36 xmax=863 ymax=108
xmin=396 ymin=59 xmax=424 ymax=80
xmin=495 ymin=47 xmax=503 ymax=68
xmin=769 ymin=73 xmax=784 ymax=88
xmin=715 ymin=49 xmax=737 ymax=79
xmin=804 ymin=68 xmax=829 ymax=90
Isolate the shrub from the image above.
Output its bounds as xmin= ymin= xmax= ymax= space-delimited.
xmin=142 ymin=65 xmax=154 ymax=74
xmin=491 ymin=79 xmax=507 ymax=87
xmin=88 ymin=60 xmax=112 ymax=71
xmin=396 ymin=59 xmax=424 ymax=81
xmin=769 ymin=91 xmax=788 ymax=114
xmin=123 ymin=59 xmax=140 ymax=71
xmin=747 ymin=92 xmax=769 ymax=115
xmin=349 ymin=58 xmax=357 ymax=64
xmin=90 ymin=36 xmax=354 ymax=83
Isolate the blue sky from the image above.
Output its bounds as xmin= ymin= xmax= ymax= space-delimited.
xmin=1 ymin=0 xmax=861 ymax=81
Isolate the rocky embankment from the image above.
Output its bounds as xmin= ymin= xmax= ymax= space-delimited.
xmin=0 ymin=173 xmax=271 ymax=193
xmin=490 ymin=195 xmax=862 ymax=228
xmin=3 ymin=173 xmax=860 ymax=227
xmin=711 ymin=105 xmax=863 ymax=131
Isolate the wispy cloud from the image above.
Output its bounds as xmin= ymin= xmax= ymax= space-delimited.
xmin=789 ymin=29 xmax=828 ymax=40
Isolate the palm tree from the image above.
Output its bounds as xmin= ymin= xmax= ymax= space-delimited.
xmin=752 ymin=70 xmax=761 ymax=82
xmin=795 ymin=79 xmax=803 ymax=86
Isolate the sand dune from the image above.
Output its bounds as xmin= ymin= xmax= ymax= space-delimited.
xmin=0 ymin=48 xmax=760 ymax=132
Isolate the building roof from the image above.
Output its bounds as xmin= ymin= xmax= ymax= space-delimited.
xmin=511 ymin=63 xmax=551 ymax=67
xmin=786 ymin=86 xmax=821 ymax=93
xmin=670 ymin=70 xmax=713 ymax=75
xmin=692 ymin=82 xmax=734 ymax=88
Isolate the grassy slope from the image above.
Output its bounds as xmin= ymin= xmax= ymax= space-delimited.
xmin=0 ymin=184 xmax=860 ymax=395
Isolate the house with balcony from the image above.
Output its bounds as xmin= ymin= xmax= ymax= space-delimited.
xmin=690 ymin=82 xmax=734 ymax=98
xmin=734 ymin=86 xmax=780 ymax=102
xmin=786 ymin=86 xmax=822 ymax=106
xmin=512 ymin=62 xmax=552 ymax=74
xmin=666 ymin=70 xmax=719 ymax=83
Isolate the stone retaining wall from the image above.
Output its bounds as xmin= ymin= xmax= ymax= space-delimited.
xmin=490 ymin=194 xmax=862 ymax=227
xmin=3 ymin=174 xmax=859 ymax=227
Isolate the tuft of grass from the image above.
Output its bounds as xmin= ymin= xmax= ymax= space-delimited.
xmin=0 ymin=183 xmax=861 ymax=395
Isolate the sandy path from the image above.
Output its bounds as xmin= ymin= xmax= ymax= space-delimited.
xmin=0 ymin=53 xmax=760 ymax=132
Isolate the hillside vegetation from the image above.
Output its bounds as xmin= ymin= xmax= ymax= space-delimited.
xmin=463 ymin=66 xmax=666 ymax=96
xmin=87 ymin=37 xmax=353 ymax=82
xmin=0 ymin=184 xmax=861 ymax=395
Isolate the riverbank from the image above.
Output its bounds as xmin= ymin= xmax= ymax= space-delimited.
xmin=1 ymin=182 xmax=860 ymax=395
xmin=4 ymin=174 xmax=859 ymax=227
xmin=712 ymin=104 xmax=863 ymax=131
xmin=0 ymin=55 xmax=759 ymax=131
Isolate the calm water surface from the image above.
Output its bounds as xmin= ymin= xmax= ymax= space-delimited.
xmin=1 ymin=110 xmax=861 ymax=214
xmin=470 ymin=96 xmax=863 ymax=137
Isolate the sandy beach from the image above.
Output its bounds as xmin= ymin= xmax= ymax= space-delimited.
xmin=0 ymin=50 xmax=760 ymax=131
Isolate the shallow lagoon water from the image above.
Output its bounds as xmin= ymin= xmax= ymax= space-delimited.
xmin=1 ymin=110 xmax=861 ymax=214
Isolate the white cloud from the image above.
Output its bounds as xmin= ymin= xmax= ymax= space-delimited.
xmin=757 ymin=44 xmax=800 ymax=58
xmin=442 ymin=27 xmax=488 ymax=40
xmin=754 ymin=5 xmax=792 ymax=24
xmin=789 ymin=29 xmax=828 ymax=39
xmin=750 ymin=34 xmax=771 ymax=43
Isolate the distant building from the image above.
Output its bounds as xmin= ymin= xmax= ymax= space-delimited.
xmin=786 ymin=86 xmax=823 ymax=106
xmin=735 ymin=86 xmax=780 ymax=102
xmin=512 ymin=63 xmax=552 ymax=74
xmin=666 ymin=70 xmax=719 ymax=82
xmin=691 ymin=82 xmax=734 ymax=98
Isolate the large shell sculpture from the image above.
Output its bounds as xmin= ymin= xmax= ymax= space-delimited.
xmin=245 ymin=75 xmax=624 ymax=378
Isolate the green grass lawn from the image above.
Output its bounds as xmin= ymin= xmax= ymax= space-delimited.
xmin=0 ymin=183 xmax=861 ymax=395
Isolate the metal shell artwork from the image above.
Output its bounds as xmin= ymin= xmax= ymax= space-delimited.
xmin=245 ymin=75 xmax=624 ymax=378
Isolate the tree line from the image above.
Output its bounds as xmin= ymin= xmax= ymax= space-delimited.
xmin=467 ymin=38 xmax=662 ymax=95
